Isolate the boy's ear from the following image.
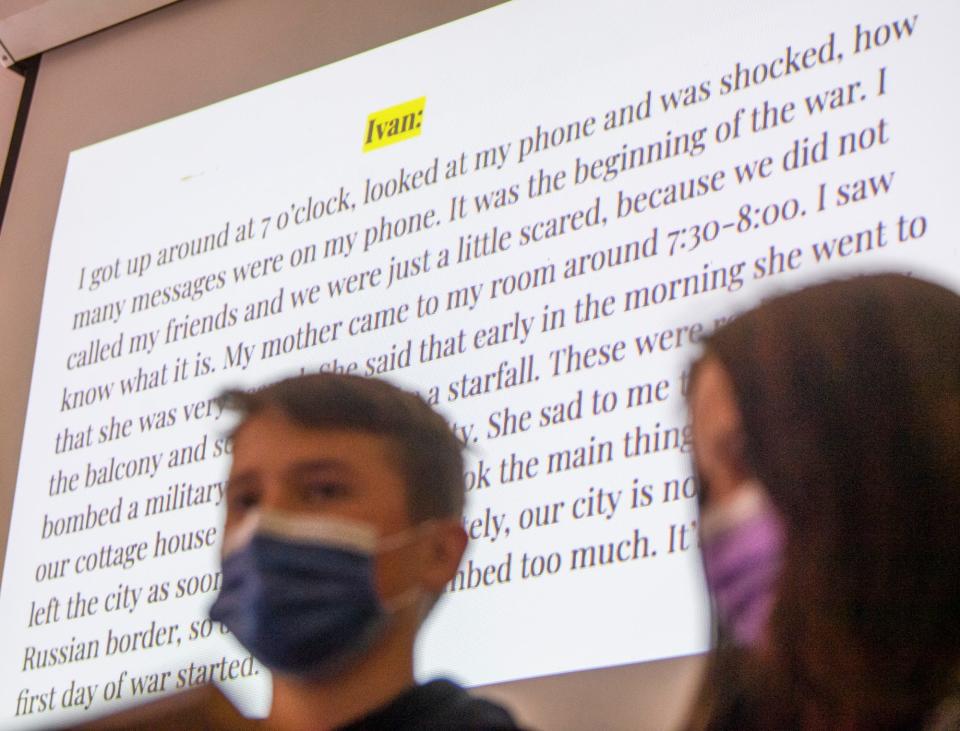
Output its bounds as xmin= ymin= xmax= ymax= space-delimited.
xmin=419 ymin=518 xmax=468 ymax=592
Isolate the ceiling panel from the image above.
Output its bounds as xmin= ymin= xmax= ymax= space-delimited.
xmin=0 ymin=0 xmax=180 ymax=66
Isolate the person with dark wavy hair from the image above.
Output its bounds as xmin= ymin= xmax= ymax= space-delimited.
xmin=684 ymin=273 xmax=960 ymax=730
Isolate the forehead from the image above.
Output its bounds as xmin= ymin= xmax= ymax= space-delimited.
xmin=229 ymin=410 xmax=410 ymax=512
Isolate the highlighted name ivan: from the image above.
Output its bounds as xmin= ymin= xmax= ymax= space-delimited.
xmin=363 ymin=96 xmax=425 ymax=152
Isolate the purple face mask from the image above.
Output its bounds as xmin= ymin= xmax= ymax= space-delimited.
xmin=699 ymin=481 xmax=785 ymax=647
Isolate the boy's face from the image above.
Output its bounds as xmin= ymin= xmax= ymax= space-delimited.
xmin=224 ymin=408 xmax=424 ymax=607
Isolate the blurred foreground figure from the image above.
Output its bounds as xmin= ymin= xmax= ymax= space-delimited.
xmin=76 ymin=373 xmax=519 ymax=730
xmin=684 ymin=274 xmax=960 ymax=730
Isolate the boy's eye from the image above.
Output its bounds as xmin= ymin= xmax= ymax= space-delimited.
xmin=302 ymin=480 xmax=350 ymax=502
xmin=229 ymin=487 xmax=260 ymax=512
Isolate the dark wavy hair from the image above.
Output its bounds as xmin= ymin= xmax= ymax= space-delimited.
xmin=685 ymin=274 xmax=960 ymax=729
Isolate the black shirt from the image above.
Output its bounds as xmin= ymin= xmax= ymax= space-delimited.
xmin=337 ymin=679 xmax=521 ymax=730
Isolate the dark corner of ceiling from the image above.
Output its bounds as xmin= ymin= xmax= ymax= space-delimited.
xmin=0 ymin=52 xmax=40 ymax=237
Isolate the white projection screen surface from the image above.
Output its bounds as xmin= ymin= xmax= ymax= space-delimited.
xmin=2 ymin=0 xmax=958 ymax=726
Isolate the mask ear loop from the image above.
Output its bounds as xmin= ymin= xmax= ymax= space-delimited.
xmin=381 ymin=587 xmax=424 ymax=613
xmin=699 ymin=479 xmax=770 ymax=541
xmin=221 ymin=509 xmax=262 ymax=556
xmin=375 ymin=519 xmax=438 ymax=613
xmin=376 ymin=518 xmax=437 ymax=553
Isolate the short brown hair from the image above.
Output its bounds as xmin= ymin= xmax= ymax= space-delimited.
xmin=220 ymin=373 xmax=465 ymax=521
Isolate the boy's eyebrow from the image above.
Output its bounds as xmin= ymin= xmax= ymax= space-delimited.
xmin=226 ymin=470 xmax=256 ymax=490
xmin=288 ymin=459 xmax=357 ymax=477
xmin=225 ymin=459 xmax=360 ymax=492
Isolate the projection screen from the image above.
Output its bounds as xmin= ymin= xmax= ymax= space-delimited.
xmin=1 ymin=0 xmax=956 ymax=726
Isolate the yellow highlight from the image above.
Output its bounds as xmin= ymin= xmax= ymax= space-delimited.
xmin=362 ymin=97 xmax=425 ymax=152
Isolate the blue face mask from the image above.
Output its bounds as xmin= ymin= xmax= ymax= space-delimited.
xmin=209 ymin=510 xmax=422 ymax=678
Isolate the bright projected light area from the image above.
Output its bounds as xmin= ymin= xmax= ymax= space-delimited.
xmin=2 ymin=0 xmax=958 ymax=725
